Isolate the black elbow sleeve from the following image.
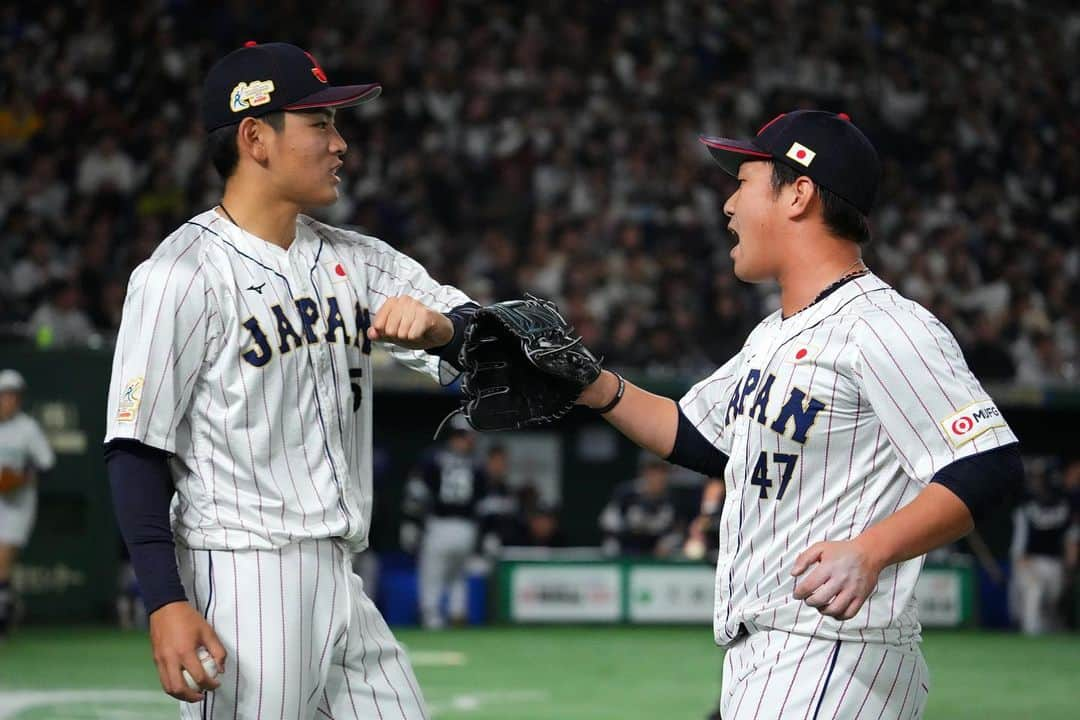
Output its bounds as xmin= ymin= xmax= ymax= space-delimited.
xmin=104 ymin=439 xmax=188 ymax=614
xmin=666 ymin=409 xmax=728 ymax=478
xmin=931 ymin=442 xmax=1023 ymax=524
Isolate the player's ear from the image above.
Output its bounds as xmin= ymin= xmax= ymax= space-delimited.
xmin=786 ymin=175 xmax=817 ymax=219
xmin=236 ymin=117 xmax=270 ymax=165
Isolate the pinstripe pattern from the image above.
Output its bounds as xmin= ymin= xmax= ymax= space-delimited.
xmin=106 ymin=209 xmax=470 ymax=550
xmin=176 ymin=538 xmax=427 ymax=719
xmin=681 ymin=274 xmax=1008 ymax=718
xmin=721 ymin=629 xmax=928 ymax=719
xmin=112 ymin=209 xmax=451 ymax=718
xmin=679 ymin=274 xmax=1017 ymax=648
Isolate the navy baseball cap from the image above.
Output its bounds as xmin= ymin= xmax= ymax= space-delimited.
xmin=201 ymin=41 xmax=381 ymax=132
xmin=700 ymin=110 xmax=881 ymax=215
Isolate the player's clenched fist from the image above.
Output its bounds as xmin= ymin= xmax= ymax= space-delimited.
xmin=368 ymin=295 xmax=454 ymax=350
xmin=791 ymin=539 xmax=883 ymax=620
xmin=149 ymin=601 xmax=227 ymax=703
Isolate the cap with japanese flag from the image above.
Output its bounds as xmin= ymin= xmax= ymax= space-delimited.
xmin=201 ymin=41 xmax=381 ymax=132
xmin=700 ymin=110 xmax=881 ymax=215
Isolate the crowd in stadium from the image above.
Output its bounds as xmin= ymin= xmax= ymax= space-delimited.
xmin=0 ymin=1 xmax=1076 ymax=383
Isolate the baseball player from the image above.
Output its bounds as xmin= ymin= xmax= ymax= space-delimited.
xmin=575 ymin=111 xmax=1023 ymax=718
xmin=1009 ymin=470 xmax=1077 ymax=634
xmin=598 ymin=457 xmax=681 ymax=557
xmin=476 ymin=445 xmax=525 ymax=554
xmin=104 ymin=42 xmax=477 ymax=718
xmin=0 ymin=369 xmax=56 ymax=641
xmin=400 ymin=415 xmax=487 ymax=629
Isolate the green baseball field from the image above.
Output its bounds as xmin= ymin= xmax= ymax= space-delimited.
xmin=0 ymin=626 xmax=1076 ymax=718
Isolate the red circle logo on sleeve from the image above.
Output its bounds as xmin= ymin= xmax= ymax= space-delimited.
xmin=951 ymin=416 xmax=974 ymax=435
xmin=795 ymin=348 xmax=808 ymax=360
xmin=335 ymin=263 xmax=347 ymax=277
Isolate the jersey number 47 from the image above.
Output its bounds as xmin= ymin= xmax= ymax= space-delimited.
xmin=750 ymin=451 xmax=798 ymax=500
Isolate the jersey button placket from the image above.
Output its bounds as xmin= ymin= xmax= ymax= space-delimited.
xmin=301 ymin=254 xmax=356 ymax=529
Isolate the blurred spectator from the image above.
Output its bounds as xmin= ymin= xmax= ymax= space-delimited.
xmin=22 ymin=157 xmax=69 ymax=228
xmin=599 ymin=457 xmax=681 ymax=557
xmin=10 ymin=233 xmax=67 ymax=308
xmin=520 ymin=502 xmax=566 ymax=548
xmin=964 ymin=316 xmax=1016 ymax=382
xmin=510 ymin=484 xmax=567 ymax=548
xmin=1064 ymin=460 xmax=1080 ymax=522
xmin=1010 ymin=467 xmax=1079 ymax=635
xmin=0 ymin=91 xmax=42 ymax=155
xmin=76 ymin=135 xmax=136 ymax=197
xmin=27 ymin=280 xmax=97 ymax=349
xmin=0 ymin=1 xmax=1075 ymax=386
xmin=1015 ymin=332 xmax=1072 ymax=385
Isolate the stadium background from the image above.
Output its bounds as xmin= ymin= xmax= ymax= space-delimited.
xmin=1 ymin=1 xmax=1077 ymax=718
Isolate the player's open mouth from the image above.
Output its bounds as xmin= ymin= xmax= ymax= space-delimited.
xmin=330 ymin=163 xmax=343 ymax=182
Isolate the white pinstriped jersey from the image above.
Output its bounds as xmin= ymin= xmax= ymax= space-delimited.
xmin=680 ymin=273 xmax=1016 ymax=647
xmin=105 ymin=209 xmax=471 ymax=552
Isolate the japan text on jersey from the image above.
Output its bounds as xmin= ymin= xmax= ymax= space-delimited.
xmin=680 ymin=273 xmax=1016 ymax=646
xmin=104 ymin=210 xmax=471 ymax=552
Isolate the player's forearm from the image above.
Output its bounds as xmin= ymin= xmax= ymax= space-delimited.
xmin=580 ymin=371 xmax=679 ymax=457
xmin=104 ymin=439 xmax=188 ymax=614
xmin=855 ymin=483 xmax=974 ymax=570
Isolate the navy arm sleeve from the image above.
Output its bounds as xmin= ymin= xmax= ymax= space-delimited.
xmin=104 ymin=439 xmax=187 ymax=614
xmin=931 ymin=442 xmax=1023 ymax=524
xmin=426 ymin=302 xmax=480 ymax=371
xmin=666 ymin=408 xmax=728 ymax=478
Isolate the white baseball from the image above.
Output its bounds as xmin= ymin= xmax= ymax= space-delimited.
xmin=684 ymin=537 xmax=706 ymax=560
xmin=182 ymin=646 xmax=219 ymax=691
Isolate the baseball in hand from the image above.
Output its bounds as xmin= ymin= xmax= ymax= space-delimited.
xmin=684 ymin=538 xmax=706 ymax=560
xmin=182 ymin=647 xmax=219 ymax=691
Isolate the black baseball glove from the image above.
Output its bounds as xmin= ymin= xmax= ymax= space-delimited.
xmin=458 ymin=295 xmax=602 ymax=431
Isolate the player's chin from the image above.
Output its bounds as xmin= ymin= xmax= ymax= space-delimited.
xmin=306 ymin=185 xmax=340 ymax=207
xmin=732 ymin=251 xmax=772 ymax=283
xmin=730 ymin=253 xmax=757 ymax=282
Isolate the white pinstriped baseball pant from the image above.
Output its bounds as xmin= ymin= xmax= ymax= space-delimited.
xmin=177 ymin=538 xmax=427 ymax=720
xmin=720 ymin=629 xmax=929 ymax=720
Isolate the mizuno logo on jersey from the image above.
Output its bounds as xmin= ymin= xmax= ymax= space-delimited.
xmin=940 ymin=399 xmax=1006 ymax=447
xmin=725 ymin=368 xmax=826 ymax=444
xmin=247 ymin=283 xmax=266 ymax=294
xmin=240 ymin=296 xmax=372 ymax=367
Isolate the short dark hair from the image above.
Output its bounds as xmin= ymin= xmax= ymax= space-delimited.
xmin=207 ymin=111 xmax=286 ymax=180
xmin=770 ymin=162 xmax=871 ymax=245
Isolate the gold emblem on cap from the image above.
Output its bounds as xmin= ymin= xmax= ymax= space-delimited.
xmin=230 ymin=80 xmax=276 ymax=113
